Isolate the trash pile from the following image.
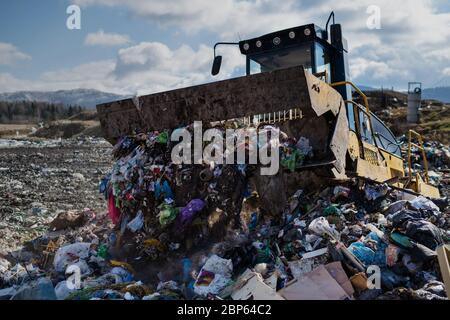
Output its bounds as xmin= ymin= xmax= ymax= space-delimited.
xmin=0 ymin=126 xmax=449 ymax=300
xmin=399 ymin=138 xmax=450 ymax=198
xmin=402 ymin=138 xmax=450 ymax=165
xmin=98 ymin=124 xmax=315 ymax=257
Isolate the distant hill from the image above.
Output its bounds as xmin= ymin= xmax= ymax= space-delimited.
xmin=358 ymin=85 xmax=376 ymax=92
xmin=422 ymin=87 xmax=450 ymax=103
xmin=358 ymin=85 xmax=450 ymax=103
xmin=0 ymin=89 xmax=128 ymax=109
xmin=1 ymin=86 xmax=448 ymax=110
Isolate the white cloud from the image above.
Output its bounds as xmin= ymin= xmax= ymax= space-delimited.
xmin=74 ymin=0 xmax=314 ymax=38
xmin=2 ymin=0 xmax=450 ymax=93
xmin=0 ymin=73 xmax=34 ymax=92
xmin=0 ymin=43 xmax=31 ymax=66
xmin=0 ymin=60 xmax=120 ymax=93
xmin=73 ymin=0 xmax=450 ymax=89
xmin=351 ymin=58 xmax=393 ymax=80
xmin=84 ymin=30 xmax=131 ymax=46
xmin=40 ymin=60 xmax=121 ymax=93
xmin=0 ymin=42 xmax=243 ymax=95
xmin=112 ymin=41 xmax=242 ymax=95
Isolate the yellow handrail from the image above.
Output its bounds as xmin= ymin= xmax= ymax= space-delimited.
xmin=407 ymin=129 xmax=429 ymax=183
xmin=331 ymin=81 xmax=376 ymax=146
xmin=331 ymin=81 xmax=370 ymax=115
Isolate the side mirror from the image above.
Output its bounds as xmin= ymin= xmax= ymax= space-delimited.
xmin=211 ymin=56 xmax=222 ymax=76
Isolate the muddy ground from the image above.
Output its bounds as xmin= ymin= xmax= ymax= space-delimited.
xmin=0 ymin=138 xmax=112 ymax=253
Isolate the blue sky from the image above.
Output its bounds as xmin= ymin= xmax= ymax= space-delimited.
xmin=0 ymin=0 xmax=449 ymax=94
xmin=0 ymin=1 xmax=216 ymax=79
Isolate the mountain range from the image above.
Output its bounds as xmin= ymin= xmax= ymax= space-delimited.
xmin=0 ymin=86 xmax=449 ymax=109
xmin=0 ymin=89 xmax=129 ymax=109
xmin=422 ymin=87 xmax=450 ymax=103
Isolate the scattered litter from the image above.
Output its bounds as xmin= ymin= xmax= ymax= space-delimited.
xmin=0 ymin=131 xmax=448 ymax=301
xmin=193 ymin=255 xmax=233 ymax=296
xmin=231 ymin=269 xmax=284 ymax=300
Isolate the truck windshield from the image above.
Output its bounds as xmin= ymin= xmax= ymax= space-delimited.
xmin=314 ymin=43 xmax=331 ymax=82
xmin=371 ymin=114 xmax=402 ymax=157
xmin=249 ymin=43 xmax=313 ymax=75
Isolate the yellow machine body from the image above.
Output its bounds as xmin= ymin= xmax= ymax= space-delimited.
xmin=332 ymin=81 xmax=440 ymax=199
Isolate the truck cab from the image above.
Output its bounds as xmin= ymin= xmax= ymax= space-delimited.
xmin=213 ymin=15 xmax=351 ymax=100
xmin=241 ymin=24 xmax=335 ymax=82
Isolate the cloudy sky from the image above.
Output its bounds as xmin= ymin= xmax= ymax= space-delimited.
xmin=0 ymin=0 xmax=449 ymax=95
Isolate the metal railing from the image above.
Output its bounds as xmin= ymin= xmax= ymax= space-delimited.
xmin=331 ymin=81 xmax=370 ymax=115
xmin=407 ymin=129 xmax=429 ymax=183
xmin=239 ymin=108 xmax=304 ymax=126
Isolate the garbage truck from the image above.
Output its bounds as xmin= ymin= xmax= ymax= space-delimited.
xmin=97 ymin=12 xmax=440 ymax=200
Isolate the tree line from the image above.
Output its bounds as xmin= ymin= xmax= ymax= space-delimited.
xmin=0 ymin=100 xmax=84 ymax=124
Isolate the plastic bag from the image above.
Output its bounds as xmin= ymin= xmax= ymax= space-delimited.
xmin=333 ymin=186 xmax=351 ymax=199
xmin=364 ymin=183 xmax=389 ymax=201
xmin=156 ymin=131 xmax=168 ymax=144
xmin=308 ymin=217 xmax=340 ymax=240
xmin=176 ymin=199 xmax=205 ymax=231
xmin=53 ymin=242 xmax=91 ymax=273
xmin=323 ymin=205 xmax=340 ymax=216
xmin=154 ymin=180 xmax=174 ymax=200
xmin=296 ymin=137 xmax=313 ymax=156
xmin=127 ymin=210 xmax=144 ymax=232
xmin=347 ymin=232 xmax=387 ymax=266
xmin=409 ymin=196 xmax=440 ymax=213
xmin=158 ymin=203 xmax=178 ymax=226
xmin=107 ymin=188 xmax=121 ymax=225
xmin=193 ymin=255 xmax=233 ymax=296
xmin=55 ymin=280 xmax=76 ymax=300
xmin=348 ymin=242 xmax=376 ymax=265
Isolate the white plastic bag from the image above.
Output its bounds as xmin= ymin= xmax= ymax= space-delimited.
xmin=53 ymin=242 xmax=91 ymax=273
xmin=308 ymin=217 xmax=340 ymax=240
xmin=193 ymin=255 xmax=233 ymax=296
xmin=409 ymin=196 xmax=440 ymax=213
xmin=365 ymin=183 xmax=389 ymax=201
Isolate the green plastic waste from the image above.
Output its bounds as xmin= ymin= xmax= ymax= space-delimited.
xmin=158 ymin=203 xmax=179 ymax=226
xmin=97 ymin=244 xmax=109 ymax=259
xmin=156 ymin=132 xmax=168 ymax=144
xmin=255 ymin=241 xmax=272 ymax=263
xmin=323 ymin=205 xmax=339 ymax=216
xmin=281 ymin=149 xmax=305 ymax=172
xmin=390 ymin=231 xmax=414 ymax=249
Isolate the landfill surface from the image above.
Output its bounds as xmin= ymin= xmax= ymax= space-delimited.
xmin=0 ymin=137 xmax=112 ymax=253
xmin=0 ymin=130 xmax=449 ymax=301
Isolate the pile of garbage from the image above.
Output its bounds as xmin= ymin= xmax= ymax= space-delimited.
xmin=399 ymin=138 xmax=450 ymax=169
xmin=399 ymin=138 xmax=450 ymax=198
xmin=0 ymin=126 xmax=449 ymax=300
xmin=98 ymin=124 xmax=316 ymax=257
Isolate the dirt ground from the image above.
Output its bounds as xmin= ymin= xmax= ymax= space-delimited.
xmin=0 ymin=124 xmax=35 ymax=138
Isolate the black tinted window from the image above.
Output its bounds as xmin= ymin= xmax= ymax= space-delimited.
xmin=371 ymin=115 xmax=401 ymax=157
